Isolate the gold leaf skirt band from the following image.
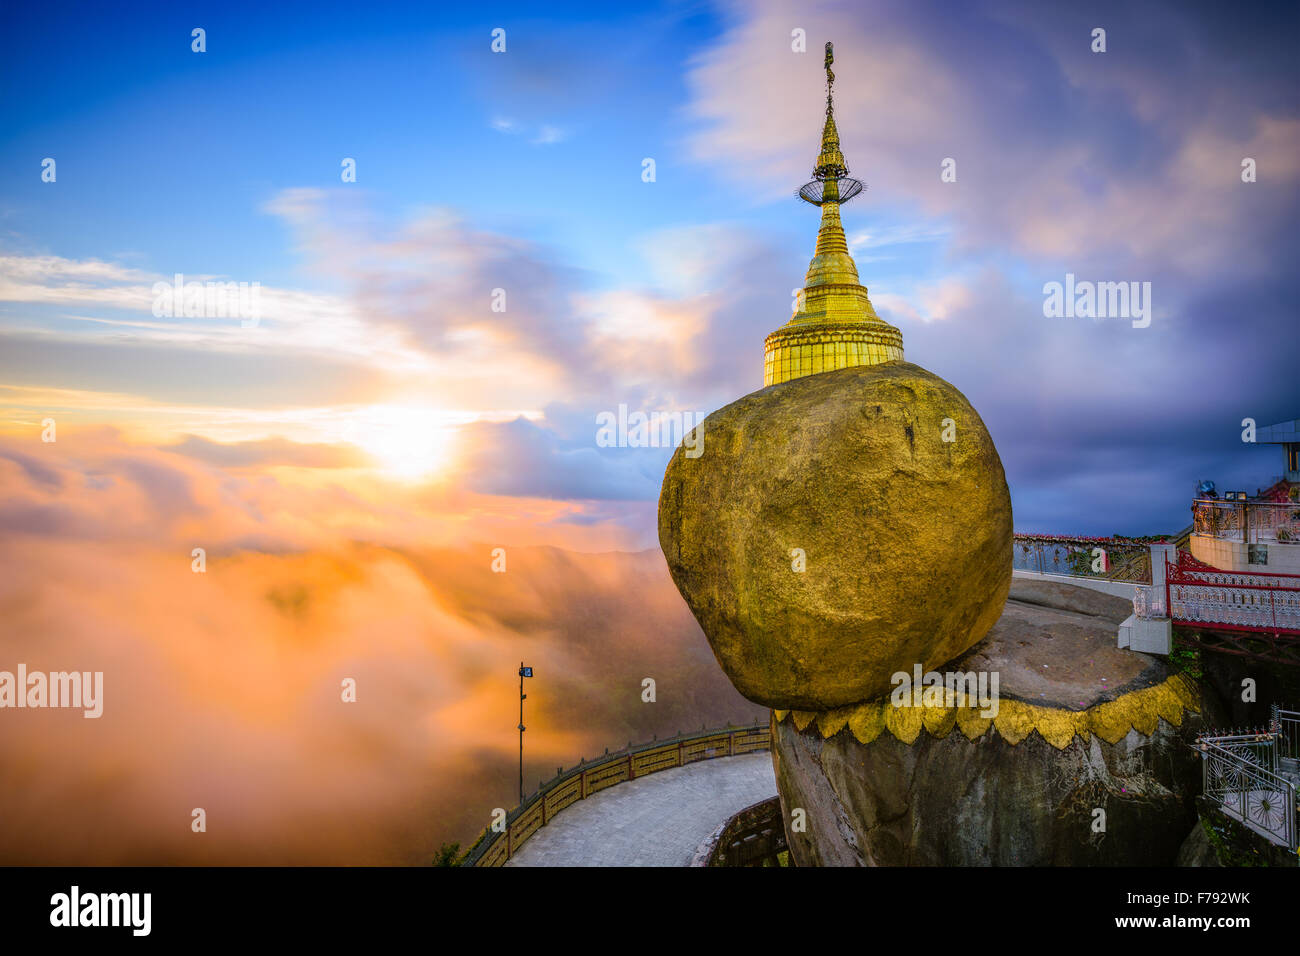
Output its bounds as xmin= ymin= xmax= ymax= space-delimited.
xmin=773 ymin=674 xmax=1200 ymax=751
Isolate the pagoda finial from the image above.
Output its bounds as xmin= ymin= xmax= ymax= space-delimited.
xmin=824 ymin=40 xmax=835 ymax=105
xmin=799 ymin=43 xmax=858 ymax=204
xmin=813 ymin=41 xmax=847 ymax=181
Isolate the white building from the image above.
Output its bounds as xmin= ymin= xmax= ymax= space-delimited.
xmin=1190 ymin=418 xmax=1300 ymax=574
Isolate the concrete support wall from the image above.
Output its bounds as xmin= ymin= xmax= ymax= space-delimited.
xmin=1011 ymin=569 xmax=1140 ymax=599
xmin=1191 ymin=533 xmax=1300 ymax=573
xmin=1149 ymin=542 xmax=1177 ymax=606
xmin=1115 ymin=543 xmax=1178 ymax=655
xmin=1117 ymin=613 xmax=1172 ymax=655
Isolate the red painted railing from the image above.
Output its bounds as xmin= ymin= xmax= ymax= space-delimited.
xmin=1137 ymin=551 xmax=1300 ymax=635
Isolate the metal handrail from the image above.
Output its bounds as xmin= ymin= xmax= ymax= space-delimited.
xmin=1197 ymin=732 xmax=1277 ymax=774
xmin=1274 ymin=705 xmax=1300 ymax=764
xmin=1133 ymin=553 xmax=1300 ymax=636
xmin=1012 ymin=533 xmax=1157 ymax=583
xmin=702 ymin=796 xmax=788 ymax=867
xmin=459 ymin=720 xmax=771 ymax=866
xmin=1197 ymin=734 xmax=1298 ymax=852
xmin=1192 ymin=498 xmax=1300 ymax=544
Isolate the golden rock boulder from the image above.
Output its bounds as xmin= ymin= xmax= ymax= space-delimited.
xmin=658 ymin=361 xmax=1012 ymax=711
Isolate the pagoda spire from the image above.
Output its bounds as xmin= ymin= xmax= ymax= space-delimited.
xmin=762 ymin=41 xmax=904 ymax=387
xmin=813 ymin=41 xmax=847 ymax=179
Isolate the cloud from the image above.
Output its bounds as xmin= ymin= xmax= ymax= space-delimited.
xmin=873 ymin=275 xmax=974 ymax=324
xmin=0 ymin=426 xmax=655 ymax=551
xmin=490 ymin=117 xmax=567 ymax=144
xmin=896 ymin=267 xmax=1300 ymax=533
xmin=259 ymin=191 xmax=786 ymax=409
xmin=531 ymin=124 xmax=566 ymax=145
xmin=686 ymin=0 xmax=1300 ymax=275
xmin=0 ymin=252 xmax=419 ymax=369
xmin=0 ymin=328 xmax=397 ymax=411
xmin=457 ymin=416 xmax=664 ymax=501
xmin=676 ymin=0 xmax=1299 ymax=536
xmin=0 ymin=445 xmax=64 ymax=489
xmin=0 ymin=427 xmax=751 ymax=863
xmin=0 ymin=206 xmax=782 ymax=512
xmin=260 ymin=190 xmax=600 ymax=397
xmin=8 ymin=0 xmax=1295 ymax=537
xmin=163 ymin=434 xmax=372 ymax=469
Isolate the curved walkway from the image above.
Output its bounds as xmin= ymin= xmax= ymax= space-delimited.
xmin=504 ymin=752 xmax=777 ymax=867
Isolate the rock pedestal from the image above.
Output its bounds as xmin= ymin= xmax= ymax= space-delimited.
xmin=770 ymin=582 xmax=1214 ymax=865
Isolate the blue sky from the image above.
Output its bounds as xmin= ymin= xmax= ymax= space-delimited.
xmin=3 ymin=3 xmax=728 ymax=279
xmin=2 ymin=0 xmax=1298 ymax=543
xmin=1 ymin=1 xmax=948 ymax=311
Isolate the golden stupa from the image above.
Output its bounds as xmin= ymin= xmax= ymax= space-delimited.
xmin=763 ymin=42 xmax=904 ymax=386
xmin=660 ymin=40 xmax=1012 ymax=711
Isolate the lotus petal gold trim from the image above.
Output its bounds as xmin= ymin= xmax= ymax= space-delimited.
xmin=774 ymin=674 xmax=1199 ymax=751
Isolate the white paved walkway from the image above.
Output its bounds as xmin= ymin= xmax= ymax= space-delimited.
xmin=504 ymin=752 xmax=777 ymax=867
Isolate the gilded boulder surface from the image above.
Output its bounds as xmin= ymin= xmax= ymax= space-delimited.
xmin=658 ymin=361 xmax=1012 ymax=710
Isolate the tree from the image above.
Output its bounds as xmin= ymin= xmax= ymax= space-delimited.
xmin=432 ymin=842 xmax=461 ymax=867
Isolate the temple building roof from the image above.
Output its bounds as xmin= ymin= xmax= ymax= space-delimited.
xmin=1256 ymin=419 xmax=1300 ymax=444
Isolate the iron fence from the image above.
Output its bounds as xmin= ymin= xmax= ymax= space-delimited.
xmin=1196 ymin=723 xmax=1299 ymax=852
xmin=1013 ymin=534 xmax=1154 ymax=583
xmin=1193 ymin=499 xmax=1300 ymax=544
xmin=459 ymin=721 xmax=771 ymax=867
xmin=1275 ymin=705 xmax=1300 ymax=766
xmin=702 ymin=796 xmax=788 ymax=867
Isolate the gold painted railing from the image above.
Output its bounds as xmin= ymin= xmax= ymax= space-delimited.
xmin=459 ymin=722 xmax=772 ymax=867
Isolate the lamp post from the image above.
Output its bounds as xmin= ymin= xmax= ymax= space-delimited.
xmin=518 ymin=662 xmax=533 ymax=801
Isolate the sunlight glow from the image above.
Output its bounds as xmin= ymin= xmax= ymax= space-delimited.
xmin=346 ymin=405 xmax=457 ymax=480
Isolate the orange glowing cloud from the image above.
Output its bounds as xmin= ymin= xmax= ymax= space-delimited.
xmin=0 ymin=427 xmax=752 ymax=864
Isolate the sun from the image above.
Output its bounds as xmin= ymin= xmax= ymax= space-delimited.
xmin=349 ymin=405 xmax=456 ymax=480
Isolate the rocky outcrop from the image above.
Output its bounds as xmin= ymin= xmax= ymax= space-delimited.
xmin=658 ymin=362 xmax=1012 ymax=710
xmin=1175 ymin=819 xmax=1221 ymax=867
xmin=770 ymin=580 xmax=1217 ymax=865
xmin=774 ymin=699 xmax=1205 ymax=865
